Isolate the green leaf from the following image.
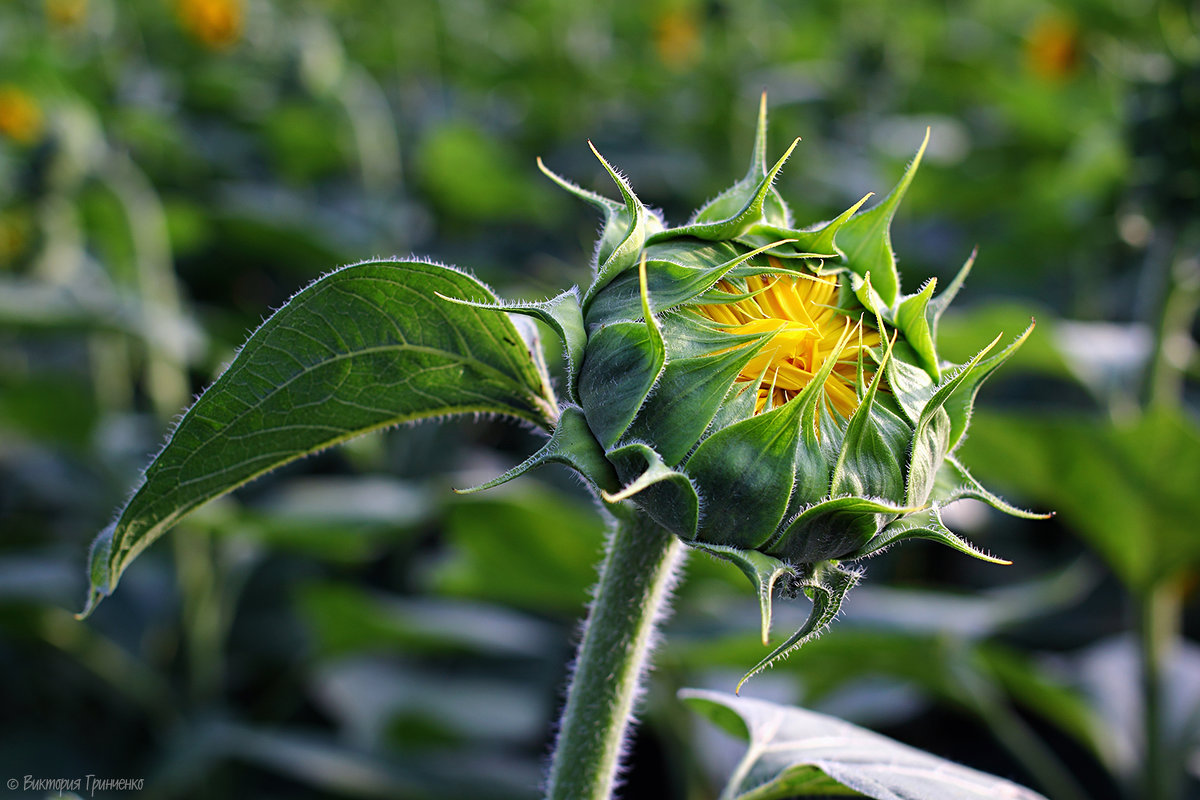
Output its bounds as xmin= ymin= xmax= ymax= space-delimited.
xmin=441 ymin=288 xmax=586 ymax=404
xmin=659 ymin=309 xmax=766 ymax=359
xmin=691 ymin=93 xmax=792 ymax=229
xmin=906 ymin=333 xmax=1002 ymax=507
xmin=584 ymin=239 xmax=795 ymax=330
xmin=681 ymin=689 xmax=1048 ymax=800
xmin=538 ymin=151 xmax=660 ymax=272
xmin=836 ymin=130 xmax=929 ymax=308
xmin=80 ymin=260 xmax=556 ymax=617
xmin=906 ymin=408 xmax=951 ymax=509
xmin=577 ymin=258 xmax=667 ymax=448
xmin=708 ymin=380 xmax=763 ymax=434
xmin=885 ymin=343 xmax=937 ymax=426
xmin=780 ymin=317 xmax=865 ymax=508
xmin=835 ymin=398 xmax=907 ymax=503
xmin=934 ymin=304 xmax=1064 ymax=377
xmin=936 ymin=456 xmax=1050 ymax=520
xmin=576 ymin=321 xmax=664 ymax=449
xmin=830 ymin=340 xmax=908 ymax=503
xmin=739 ymin=194 xmax=872 ymax=260
xmin=942 ymin=321 xmax=1035 ymax=453
xmin=958 ymin=409 xmax=1200 ymax=591
xmin=926 ymin=248 xmax=975 ymax=339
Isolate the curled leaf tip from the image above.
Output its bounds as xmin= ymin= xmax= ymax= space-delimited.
xmin=75 ymin=589 xmax=105 ymax=621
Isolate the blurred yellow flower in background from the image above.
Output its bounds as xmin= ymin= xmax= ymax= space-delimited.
xmin=177 ymin=0 xmax=242 ymax=49
xmin=1026 ymin=13 xmax=1082 ymax=81
xmin=654 ymin=6 xmax=701 ymax=71
xmin=44 ymin=0 xmax=88 ymax=28
xmin=0 ymin=86 xmax=44 ymax=144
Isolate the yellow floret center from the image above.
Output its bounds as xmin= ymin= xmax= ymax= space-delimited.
xmin=697 ymin=265 xmax=881 ymax=418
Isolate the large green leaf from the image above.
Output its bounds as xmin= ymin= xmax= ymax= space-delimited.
xmin=958 ymin=409 xmax=1200 ymax=592
xmin=681 ymin=689 xmax=1047 ymax=800
xmin=80 ymin=260 xmax=557 ymax=616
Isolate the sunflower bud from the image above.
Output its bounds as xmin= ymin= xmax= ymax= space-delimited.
xmin=461 ymin=97 xmax=1044 ymax=685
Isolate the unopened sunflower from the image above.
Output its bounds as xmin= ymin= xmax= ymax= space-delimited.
xmin=467 ymin=98 xmax=1045 ymax=685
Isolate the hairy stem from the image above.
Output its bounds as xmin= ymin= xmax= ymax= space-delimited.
xmin=545 ymin=511 xmax=687 ymax=800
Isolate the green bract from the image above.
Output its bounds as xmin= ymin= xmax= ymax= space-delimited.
xmin=459 ymin=98 xmax=1044 ymax=687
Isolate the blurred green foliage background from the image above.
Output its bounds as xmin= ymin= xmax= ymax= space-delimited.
xmin=1 ymin=0 xmax=1198 ymax=798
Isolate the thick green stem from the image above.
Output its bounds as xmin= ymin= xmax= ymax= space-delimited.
xmin=1138 ymin=579 xmax=1183 ymax=800
xmin=545 ymin=511 xmax=686 ymax=800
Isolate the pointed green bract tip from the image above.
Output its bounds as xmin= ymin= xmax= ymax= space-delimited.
xmin=691 ymin=543 xmax=796 ymax=645
xmin=735 ymin=562 xmax=860 ymax=694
